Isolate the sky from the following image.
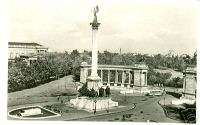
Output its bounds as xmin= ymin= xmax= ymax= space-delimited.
xmin=9 ymin=0 xmax=199 ymax=55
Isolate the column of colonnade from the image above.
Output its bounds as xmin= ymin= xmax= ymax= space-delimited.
xmin=108 ymin=70 xmax=110 ymax=83
xmin=98 ymin=69 xmax=133 ymax=86
xmin=115 ymin=70 xmax=118 ymax=85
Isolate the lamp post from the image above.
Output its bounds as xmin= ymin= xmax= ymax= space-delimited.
xmin=163 ymin=83 xmax=166 ymax=106
xmin=107 ymin=100 xmax=109 ymax=113
xmin=94 ymin=99 xmax=97 ymax=115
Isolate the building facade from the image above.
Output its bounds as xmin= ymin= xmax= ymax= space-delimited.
xmin=8 ymin=42 xmax=48 ymax=60
xmin=80 ymin=62 xmax=148 ymax=90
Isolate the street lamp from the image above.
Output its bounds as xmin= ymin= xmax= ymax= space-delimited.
xmin=94 ymin=99 xmax=97 ymax=115
xmin=124 ymin=91 xmax=127 ymax=102
xmin=163 ymin=83 xmax=166 ymax=106
xmin=107 ymin=100 xmax=109 ymax=113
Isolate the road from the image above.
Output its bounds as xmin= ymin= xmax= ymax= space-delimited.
xmin=78 ymin=95 xmax=182 ymax=123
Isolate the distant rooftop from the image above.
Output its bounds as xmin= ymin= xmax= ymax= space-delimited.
xmin=9 ymin=42 xmax=42 ymax=46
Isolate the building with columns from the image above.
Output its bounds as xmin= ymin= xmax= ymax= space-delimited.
xmin=80 ymin=62 xmax=148 ymax=90
xmin=8 ymin=42 xmax=48 ymax=60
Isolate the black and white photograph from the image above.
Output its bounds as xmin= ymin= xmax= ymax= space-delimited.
xmin=2 ymin=0 xmax=200 ymax=124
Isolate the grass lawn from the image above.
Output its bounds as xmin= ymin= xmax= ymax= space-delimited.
xmin=8 ymin=75 xmax=78 ymax=107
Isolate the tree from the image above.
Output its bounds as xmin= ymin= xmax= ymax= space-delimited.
xmin=78 ymin=83 xmax=98 ymax=97
xmin=89 ymin=88 xmax=98 ymax=97
xmin=191 ymin=51 xmax=197 ymax=65
xmin=78 ymin=83 xmax=89 ymax=96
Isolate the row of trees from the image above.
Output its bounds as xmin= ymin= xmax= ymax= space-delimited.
xmin=8 ymin=49 xmax=196 ymax=92
xmin=147 ymin=68 xmax=183 ymax=88
xmin=97 ymin=50 xmax=197 ymax=71
xmin=8 ymin=50 xmax=82 ymax=92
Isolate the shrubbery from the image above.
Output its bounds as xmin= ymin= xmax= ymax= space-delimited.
xmin=147 ymin=68 xmax=184 ymax=88
xmin=78 ymin=84 xmax=98 ymax=97
xmin=166 ymin=77 xmax=183 ymax=88
xmin=166 ymin=91 xmax=182 ymax=98
xmin=78 ymin=83 xmax=111 ymax=98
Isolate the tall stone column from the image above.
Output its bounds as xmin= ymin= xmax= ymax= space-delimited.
xmin=145 ymin=72 xmax=147 ymax=86
xmin=128 ymin=71 xmax=131 ymax=85
xmin=140 ymin=70 xmax=142 ymax=86
xmin=101 ymin=70 xmax=103 ymax=82
xmin=115 ymin=70 xmax=118 ymax=83
xmin=91 ymin=29 xmax=98 ymax=77
xmin=87 ymin=6 xmax=101 ymax=91
xmin=108 ymin=70 xmax=111 ymax=83
xmin=122 ymin=71 xmax=125 ymax=84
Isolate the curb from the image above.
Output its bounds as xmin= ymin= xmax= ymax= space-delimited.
xmin=64 ymin=103 xmax=136 ymax=121
xmin=157 ymin=99 xmax=182 ymax=122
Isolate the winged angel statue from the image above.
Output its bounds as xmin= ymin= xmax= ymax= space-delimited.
xmin=92 ymin=5 xmax=99 ymax=24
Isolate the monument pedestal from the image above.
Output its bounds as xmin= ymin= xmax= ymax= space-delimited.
xmin=87 ymin=76 xmax=102 ymax=91
xmin=69 ymin=97 xmax=118 ymax=112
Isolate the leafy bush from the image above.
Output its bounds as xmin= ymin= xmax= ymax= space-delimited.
xmin=166 ymin=91 xmax=182 ymax=98
xmin=147 ymin=69 xmax=172 ymax=86
xmin=166 ymin=77 xmax=183 ymax=88
xmin=78 ymin=83 xmax=98 ymax=97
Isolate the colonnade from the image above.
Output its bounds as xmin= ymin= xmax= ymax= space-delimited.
xmin=80 ymin=63 xmax=148 ymax=88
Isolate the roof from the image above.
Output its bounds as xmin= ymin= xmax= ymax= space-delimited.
xmin=81 ymin=63 xmax=148 ymax=70
xmin=9 ymin=42 xmax=42 ymax=46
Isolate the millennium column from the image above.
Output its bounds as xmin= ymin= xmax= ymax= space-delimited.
xmin=87 ymin=6 xmax=102 ymax=91
xmin=70 ymin=5 xmax=118 ymax=112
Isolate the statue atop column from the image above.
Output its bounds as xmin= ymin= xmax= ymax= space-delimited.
xmin=93 ymin=6 xmax=99 ymax=23
xmin=90 ymin=5 xmax=100 ymax=30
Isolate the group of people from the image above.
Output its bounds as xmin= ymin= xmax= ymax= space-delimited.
xmin=98 ymin=86 xmax=111 ymax=97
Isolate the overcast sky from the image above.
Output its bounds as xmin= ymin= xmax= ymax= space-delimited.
xmin=9 ymin=0 xmax=199 ymax=55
